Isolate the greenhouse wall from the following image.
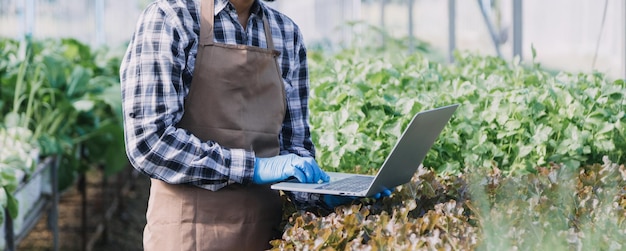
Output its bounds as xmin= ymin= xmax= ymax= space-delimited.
xmin=278 ymin=0 xmax=625 ymax=79
xmin=0 ymin=0 xmax=623 ymax=79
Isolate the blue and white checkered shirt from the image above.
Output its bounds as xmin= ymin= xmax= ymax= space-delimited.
xmin=120 ymin=0 xmax=318 ymax=205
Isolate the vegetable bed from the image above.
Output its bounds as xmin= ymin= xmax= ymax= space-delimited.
xmin=308 ymin=48 xmax=624 ymax=175
xmin=272 ymin=44 xmax=625 ymax=250
xmin=273 ymin=160 xmax=625 ymax=250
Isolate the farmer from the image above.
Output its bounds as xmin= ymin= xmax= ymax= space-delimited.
xmin=120 ymin=0 xmax=390 ymax=250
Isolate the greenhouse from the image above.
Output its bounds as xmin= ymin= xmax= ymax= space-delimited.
xmin=0 ymin=0 xmax=625 ymax=250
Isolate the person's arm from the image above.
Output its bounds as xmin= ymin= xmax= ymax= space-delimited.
xmin=276 ymin=25 xmax=328 ymax=209
xmin=120 ymin=3 xmax=254 ymax=191
xmin=279 ymin=27 xmax=315 ymax=158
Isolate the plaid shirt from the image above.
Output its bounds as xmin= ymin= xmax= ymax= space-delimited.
xmin=120 ymin=0 xmax=319 ymax=205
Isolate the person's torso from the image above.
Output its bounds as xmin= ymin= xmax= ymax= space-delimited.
xmin=177 ymin=0 xmax=287 ymax=157
xmin=153 ymin=0 xmax=302 ymax=97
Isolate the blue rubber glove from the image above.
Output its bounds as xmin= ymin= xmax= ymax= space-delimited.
xmin=253 ymin=154 xmax=330 ymax=184
xmin=322 ymin=188 xmax=394 ymax=208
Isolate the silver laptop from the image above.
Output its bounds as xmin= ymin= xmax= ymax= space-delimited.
xmin=271 ymin=104 xmax=459 ymax=197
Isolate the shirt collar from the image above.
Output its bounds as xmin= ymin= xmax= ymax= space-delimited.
xmin=213 ymin=0 xmax=264 ymax=17
xmin=214 ymin=0 xmax=228 ymax=15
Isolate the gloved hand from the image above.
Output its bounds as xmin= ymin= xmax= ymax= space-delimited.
xmin=322 ymin=188 xmax=394 ymax=208
xmin=253 ymin=154 xmax=330 ymax=184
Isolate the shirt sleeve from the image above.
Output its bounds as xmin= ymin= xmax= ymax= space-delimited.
xmin=279 ymin=26 xmax=315 ymax=158
xmin=119 ymin=3 xmax=254 ymax=191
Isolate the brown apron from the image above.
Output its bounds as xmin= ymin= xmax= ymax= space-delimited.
xmin=143 ymin=0 xmax=286 ymax=250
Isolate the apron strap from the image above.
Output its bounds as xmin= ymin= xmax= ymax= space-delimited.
xmin=199 ymin=0 xmax=275 ymax=51
xmin=262 ymin=16 xmax=275 ymax=51
xmin=200 ymin=0 xmax=215 ymax=46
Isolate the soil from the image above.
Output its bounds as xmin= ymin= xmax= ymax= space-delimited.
xmin=17 ymin=167 xmax=149 ymax=251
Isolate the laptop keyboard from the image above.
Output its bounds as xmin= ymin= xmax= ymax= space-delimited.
xmin=316 ymin=176 xmax=374 ymax=192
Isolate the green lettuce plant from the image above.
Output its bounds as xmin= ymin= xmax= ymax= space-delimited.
xmin=308 ymin=49 xmax=625 ymax=175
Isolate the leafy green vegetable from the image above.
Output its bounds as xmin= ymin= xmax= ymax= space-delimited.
xmin=308 ymin=49 xmax=625 ymax=175
xmin=0 ymin=37 xmax=127 ymax=186
xmin=0 ymin=126 xmax=38 ymax=223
